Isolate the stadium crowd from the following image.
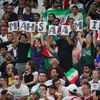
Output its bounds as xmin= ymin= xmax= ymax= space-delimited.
xmin=0 ymin=0 xmax=100 ymax=100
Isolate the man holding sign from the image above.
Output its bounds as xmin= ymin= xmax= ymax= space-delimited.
xmin=56 ymin=35 xmax=74 ymax=71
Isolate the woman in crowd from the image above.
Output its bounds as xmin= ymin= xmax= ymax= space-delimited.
xmin=22 ymin=60 xmax=38 ymax=90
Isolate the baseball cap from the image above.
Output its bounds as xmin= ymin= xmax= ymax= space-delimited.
xmin=67 ymin=84 xmax=78 ymax=94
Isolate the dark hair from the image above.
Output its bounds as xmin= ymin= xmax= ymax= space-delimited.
xmin=34 ymin=13 xmax=40 ymax=18
xmin=27 ymin=60 xmax=36 ymax=72
xmin=54 ymin=17 xmax=60 ymax=22
xmin=39 ymin=84 xmax=47 ymax=91
xmin=0 ymin=38 xmax=3 ymax=44
xmin=49 ymin=13 xmax=56 ymax=19
xmin=52 ymin=78 xmax=60 ymax=86
xmin=51 ymin=0 xmax=58 ymax=5
xmin=72 ymin=5 xmax=78 ymax=9
xmin=83 ymin=64 xmax=91 ymax=69
xmin=20 ymin=33 xmax=28 ymax=39
xmin=39 ymin=71 xmax=47 ymax=75
xmin=69 ymin=90 xmax=77 ymax=96
xmin=15 ymin=74 xmax=23 ymax=80
xmin=32 ymin=0 xmax=38 ymax=4
xmin=3 ymin=2 xmax=9 ymax=6
xmin=51 ymin=68 xmax=59 ymax=74
xmin=34 ymin=38 xmax=41 ymax=45
xmin=48 ymin=85 xmax=57 ymax=89
xmin=6 ymin=63 xmax=14 ymax=72
xmin=1 ymin=90 xmax=8 ymax=95
xmin=6 ymin=51 xmax=12 ymax=56
xmin=83 ymin=82 xmax=91 ymax=89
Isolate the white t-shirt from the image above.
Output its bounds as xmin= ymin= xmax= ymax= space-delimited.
xmin=45 ymin=79 xmax=65 ymax=86
xmin=69 ymin=3 xmax=84 ymax=10
xmin=0 ymin=35 xmax=8 ymax=42
xmin=62 ymin=96 xmax=81 ymax=100
xmin=68 ymin=12 xmax=83 ymax=21
xmin=89 ymin=80 xmax=100 ymax=91
xmin=56 ymin=86 xmax=69 ymax=98
xmin=8 ymin=84 xmax=29 ymax=98
xmin=31 ymin=6 xmax=46 ymax=17
xmin=31 ymin=83 xmax=40 ymax=92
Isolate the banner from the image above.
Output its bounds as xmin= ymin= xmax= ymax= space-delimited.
xmin=61 ymin=25 xmax=71 ymax=35
xmin=42 ymin=9 xmax=86 ymax=25
xmin=42 ymin=9 xmax=70 ymax=25
xmin=37 ymin=22 xmax=47 ymax=32
xmin=26 ymin=22 xmax=36 ymax=32
xmin=8 ymin=21 xmax=18 ymax=32
xmin=8 ymin=20 xmax=100 ymax=33
xmin=48 ymin=25 xmax=58 ymax=35
xmin=74 ymin=20 xmax=83 ymax=31
xmin=90 ymin=20 xmax=100 ymax=31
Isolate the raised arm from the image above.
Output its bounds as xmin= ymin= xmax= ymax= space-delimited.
xmin=93 ymin=31 xmax=96 ymax=47
xmin=66 ymin=35 xmax=74 ymax=45
xmin=30 ymin=32 xmax=34 ymax=47
xmin=40 ymin=32 xmax=45 ymax=46
xmin=77 ymin=31 xmax=83 ymax=46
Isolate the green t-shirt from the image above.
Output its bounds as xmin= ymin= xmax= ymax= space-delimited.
xmin=81 ymin=42 xmax=95 ymax=65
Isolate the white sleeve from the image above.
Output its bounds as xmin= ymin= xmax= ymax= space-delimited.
xmin=32 ymin=71 xmax=38 ymax=76
xmin=21 ymin=85 xmax=29 ymax=96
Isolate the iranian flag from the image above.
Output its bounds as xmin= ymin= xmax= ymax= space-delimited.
xmin=42 ymin=9 xmax=70 ymax=25
xmin=42 ymin=9 xmax=86 ymax=25
xmin=64 ymin=68 xmax=79 ymax=84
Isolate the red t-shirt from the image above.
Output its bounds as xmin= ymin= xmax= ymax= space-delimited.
xmin=81 ymin=96 xmax=93 ymax=100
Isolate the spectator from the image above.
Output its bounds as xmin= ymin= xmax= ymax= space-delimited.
xmin=0 ymin=51 xmax=16 ymax=75
xmin=53 ymin=17 xmax=60 ymax=26
xmin=31 ymin=0 xmax=46 ymax=17
xmin=6 ymin=91 xmax=14 ymax=100
xmin=45 ymin=68 xmax=65 ymax=86
xmin=63 ymin=84 xmax=81 ymax=100
xmin=81 ymin=82 xmax=93 ymax=100
xmin=7 ymin=5 xmax=18 ymax=22
xmin=78 ymin=31 xmax=96 ymax=70
xmin=29 ymin=36 xmax=45 ymax=72
xmin=14 ymin=0 xmax=25 ymax=19
xmin=10 ymin=39 xmax=18 ymax=60
xmin=87 ymin=2 xmax=98 ymax=20
xmin=0 ymin=90 xmax=8 ymax=100
xmin=80 ymin=64 xmax=92 ymax=81
xmin=0 ymin=26 xmax=8 ymax=42
xmin=2 ymin=12 xmax=10 ymax=24
xmin=48 ymin=13 xmax=56 ymax=25
xmin=0 ymin=2 xmax=9 ymax=20
xmin=89 ymin=70 xmax=100 ymax=91
xmin=23 ymin=5 xmax=34 ymax=21
xmin=0 ymin=77 xmax=8 ymax=92
xmin=0 ymin=20 xmax=7 ymax=27
xmin=68 ymin=6 xmax=83 ymax=21
xmin=48 ymin=0 xmax=59 ymax=10
xmin=43 ymin=0 xmax=51 ymax=10
xmin=31 ymin=71 xmax=47 ymax=93
xmin=47 ymin=85 xmax=57 ymax=100
xmin=33 ymin=13 xmax=40 ymax=23
xmin=56 ymin=35 xmax=74 ymax=71
xmin=8 ymin=74 xmax=29 ymax=100
xmin=15 ymin=33 xmax=30 ymax=75
xmin=5 ymin=63 xmax=18 ymax=86
xmin=53 ymin=78 xmax=69 ymax=98
xmin=22 ymin=60 xmax=38 ymax=89
xmin=47 ymin=58 xmax=64 ymax=79
xmin=69 ymin=0 xmax=84 ymax=11
xmin=0 ymin=44 xmax=7 ymax=65
xmin=39 ymin=84 xmax=48 ymax=99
